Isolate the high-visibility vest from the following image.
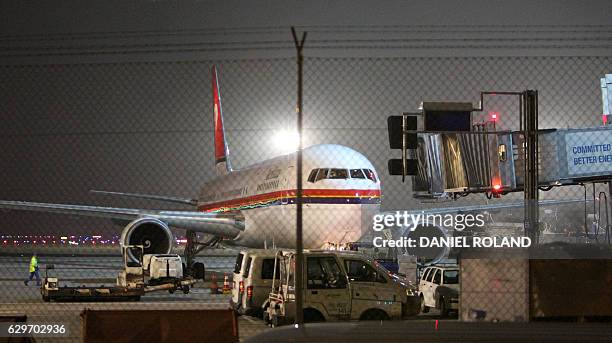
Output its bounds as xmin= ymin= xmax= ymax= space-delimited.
xmin=29 ymin=256 xmax=38 ymax=273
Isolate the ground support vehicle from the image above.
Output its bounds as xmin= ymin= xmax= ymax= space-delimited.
xmin=231 ymin=249 xmax=279 ymax=316
xmin=264 ymin=250 xmax=420 ymax=326
xmin=41 ymin=245 xmax=195 ymax=301
xmin=418 ymin=264 xmax=459 ymax=317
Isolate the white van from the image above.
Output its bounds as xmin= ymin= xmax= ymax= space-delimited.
xmin=418 ymin=265 xmax=459 ymax=317
xmin=231 ymin=249 xmax=279 ymax=315
xmin=231 ymin=250 xmax=249 ymax=308
xmin=264 ymin=250 xmax=420 ymax=326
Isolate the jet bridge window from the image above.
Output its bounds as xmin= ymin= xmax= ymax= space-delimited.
xmin=307 ymin=256 xmax=347 ymax=289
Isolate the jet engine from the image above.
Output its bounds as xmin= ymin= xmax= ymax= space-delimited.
xmin=401 ymin=222 xmax=450 ymax=266
xmin=121 ymin=217 xmax=173 ymax=261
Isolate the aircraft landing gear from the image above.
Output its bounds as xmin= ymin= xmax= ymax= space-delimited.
xmin=192 ymin=262 xmax=205 ymax=280
xmin=184 ymin=230 xmax=219 ymax=281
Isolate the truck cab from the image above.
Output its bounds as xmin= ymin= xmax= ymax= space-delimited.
xmin=265 ymin=250 xmax=420 ymax=326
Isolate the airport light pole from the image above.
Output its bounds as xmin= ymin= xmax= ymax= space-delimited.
xmin=291 ymin=26 xmax=307 ymax=326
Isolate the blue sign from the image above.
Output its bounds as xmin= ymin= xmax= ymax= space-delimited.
xmin=566 ymin=131 xmax=612 ymax=175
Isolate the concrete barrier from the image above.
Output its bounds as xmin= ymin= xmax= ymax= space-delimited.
xmin=81 ymin=309 xmax=238 ymax=342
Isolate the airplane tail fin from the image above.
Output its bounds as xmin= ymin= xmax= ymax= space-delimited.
xmin=212 ymin=65 xmax=232 ymax=175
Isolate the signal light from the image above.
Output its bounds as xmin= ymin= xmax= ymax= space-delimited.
xmin=489 ymin=111 xmax=499 ymax=122
xmin=239 ymin=281 xmax=244 ymax=294
xmin=491 ymin=176 xmax=503 ymax=197
xmin=247 ymin=286 xmax=253 ymax=298
xmin=491 ymin=176 xmax=502 ymax=193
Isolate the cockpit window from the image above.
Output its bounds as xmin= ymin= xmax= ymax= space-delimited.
xmin=309 ymin=168 xmax=376 ymax=182
xmin=328 ymin=169 xmax=348 ymax=179
xmin=315 ymin=168 xmax=329 ymax=182
xmin=364 ymin=169 xmax=377 ymax=182
xmin=350 ymin=169 xmax=365 ymax=179
xmin=308 ymin=169 xmax=318 ymax=183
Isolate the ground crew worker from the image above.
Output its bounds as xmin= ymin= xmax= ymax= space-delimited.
xmin=24 ymin=252 xmax=41 ymax=286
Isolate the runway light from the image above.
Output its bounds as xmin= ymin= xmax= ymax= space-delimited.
xmin=272 ymin=129 xmax=300 ymax=153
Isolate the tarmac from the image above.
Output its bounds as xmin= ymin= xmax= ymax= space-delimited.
xmin=0 ymin=253 xmax=270 ymax=342
xmin=2 ymin=248 xmax=609 ymax=342
xmin=0 ymin=250 xmax=451 ymax=342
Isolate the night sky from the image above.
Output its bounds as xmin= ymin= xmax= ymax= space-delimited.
xmin=1 ymin=1 xmax=612 ymax=235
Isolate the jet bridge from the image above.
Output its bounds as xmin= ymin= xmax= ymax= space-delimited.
xmin=409 ymin=79 xmax=612 ymax=199
xmin=388 ymin=83 xmax=612 ymax=242
xmin=412 ymin=126 xmax=612 ymax=198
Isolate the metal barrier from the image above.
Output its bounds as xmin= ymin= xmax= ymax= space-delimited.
xmin=530 ymin=259 xmax=612 ymax=320
xmin=460 ymin=247 xmax=612 ymax=322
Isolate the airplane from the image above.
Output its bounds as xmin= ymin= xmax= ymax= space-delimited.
xmin=0 ymin=66 xmax=592 ymax=275
xmin=0 ymin=65 xmax=382 ymax=277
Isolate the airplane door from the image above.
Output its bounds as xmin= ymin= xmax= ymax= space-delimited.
xmin=305 ymin=255 xmax=351 ymax=320
xmin=281 ymin=166 xmax=293 ymax=205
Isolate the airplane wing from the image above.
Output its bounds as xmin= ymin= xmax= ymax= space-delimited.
xmin=0 ymin=200 xmax=244 ymax=238
xmin=90 ymin=190 xmax=198 ymax=206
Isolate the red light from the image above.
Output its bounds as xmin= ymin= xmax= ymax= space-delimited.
xmin=492 ymin=177 xmax=502 ymax=192
xmin=239 ymin=281 xmax=244 ymax=294
xmin=247 ymin=286 xmax=253 ymax=298
xmin=489 ymin=111 xmax=499 ymax=122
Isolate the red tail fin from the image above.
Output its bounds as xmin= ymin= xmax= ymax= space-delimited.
xmin=212 ymin=65 xmax=232 ymax=174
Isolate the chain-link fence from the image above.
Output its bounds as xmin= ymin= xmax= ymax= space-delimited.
xmin=1 ymin=54 xmax=611 ymax=340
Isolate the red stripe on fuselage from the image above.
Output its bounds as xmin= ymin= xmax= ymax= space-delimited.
xmin=197 ymin=189 xmax=381 ymax=212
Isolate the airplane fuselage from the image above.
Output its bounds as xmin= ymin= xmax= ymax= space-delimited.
xmin=197 ymin=144 xmax=381 ymax=249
